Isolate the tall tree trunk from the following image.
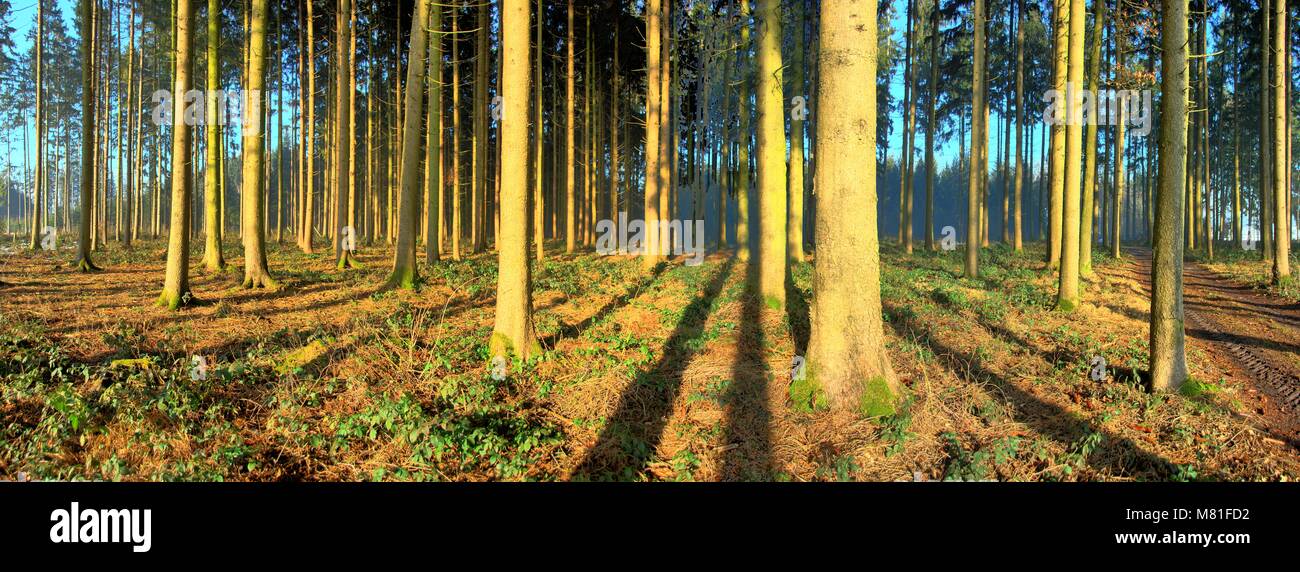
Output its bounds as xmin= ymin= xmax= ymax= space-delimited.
xmin=735 ymin=0 xmax=752 ymax=262
xmin=1047 ymin=0 xmax=1068 ymax=269
xmin=788 ymin=3 xmax=806 ymax=262
xmin=1111 ymin=0 xmax=1124 ymax=260
xmin=28 ymin=0 xmax=44 ymax=251
xmin=1151 ymin=0 xmax=1189 ymax=392
xmin=1055 ymin=0 xmax=1084 ymax=311
xmin=564 ymin=0 xmax=576 ymax=253
xmin=1260 ymin=1 xmax=1273 ymax=261
xmin=472 ymin=1 xmax=488 ymax=253
xmin=160 ymin=0 xmax=196 ymax=308
xmin=803 ymin=0 xmax=899 ymax=415
xmin=533 ymin=0 xmax=545 ymax=261
xmin=333 ymin=0 xmax=357 ymax=268
xmin=642 ymin=0 xmax=663 ymax=269
xmin=490 ymin=0 xmax=541 ymax=362
xmin=965 ymin=0 xmax=985 ymax=278
xmin=202 ymin=0 xmax=226 ymax=271
xmin=243 ymin=0 xmax=277 ymax=288
xmin=1012 ymin=0 xmax=1024 ymax=252
xmin=385 ymin=0 xmax=431 ymax=290
xmin=426 ymin=1 xmax=442 ymax=264
xmin=76 ymin=0 xmax=100 ymax=271
xmin=756 ymin=0 xmax=787 ymax=309
xmin=898 ymin=0 xmax=914 ymax=247
xmin=451 ymin=8 xmax=461 ymax=260
xmin=924 ymin=0 xmax=939 ymax=251
xmin=1272 ymin=0 xmax=1290 ymax=282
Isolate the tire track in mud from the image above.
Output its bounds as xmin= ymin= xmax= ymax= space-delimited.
xmin=1123 ymin=248 xmax=1300 ymax=445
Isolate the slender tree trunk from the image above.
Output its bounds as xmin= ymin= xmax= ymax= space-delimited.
xmin=159 ymin=0 xmax=196 ymax=308
xmin=242 ymin=0 xmax=277 ymax=288
xmin=1047 ymin=0 xmax=1068 ymax=269
xmin=76 ymin=0 xmax=100 ymax=271
xmin=1273 ymin=0 xmax=1290 ymax=281
xmin=28 ymin=0 xmax=44 ymax=251
xmin=642 ymin=0 xmax=663 ymax=269
xmin=490 ymin=0 xmax=541 ymax=362
xmin=756 ymin=0 xmax=787 ymax=308
xmin=1013 ymin=0 xmax=1024 ymax=251
xmin=966 ymin=0 xmax=986 ymax=277
xmin=1055 ymin=0 xmax=1084 ymax=310
xmin=426 ymin=1 xmax=442 ymax=264
xmin=333 ymin=0 xmax=357 ymax=268
xmin=924 ymin=0 xmax=939 ymax=251
xmin=202 ymin=0 xmax=225 ymax=271
xmin=788 ymin=3 xmax=806 ymax=263
xmin=1261 ymin=1 xmax=1273 ymax=261
xmin=735 ymin=0 xmax=752 ymax=262
xmin=533 ymin=0 xmax=545 ymax=261
xmin=385 ymin=0 xmax=431 ymax=289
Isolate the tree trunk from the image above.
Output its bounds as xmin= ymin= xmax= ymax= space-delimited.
xmin=756 ymin=0 xmax=787 ymax=310
xmin=75 ymin=0 xmax=100 ymax=271
xmin=1055 ymin=0 xmax=1084 ymax=311
xmin=242 ymin=0 xmax=277 ymax=288
xmin=425 ymin=1 xmax=442 ymax=264
xmin=642 ymin=0 xmax=663 ymax=269
xmin=202 ymin=0 xmax=225 ymax=271
xmin=1150 ymin=0 xmax=1189 ymax=393
xmin=965 ymin=0 xmax=985 ymax=278
xmin=788 ymin=3 xmax=806 ymax=262
xmin=490 ymin=0 xmax=541 ymax=362
xmin=1047 ymin=0 xmax=1068 ymax=269
xmin=1012 ymin=0 xmax=1024 ymax=252
xmin=803 ymin=0 xmax=899 ymax=416
xmin=1272 ymin=0 xmax=1290 ymax=282
xmin=334 ymin=0 xmax=357 ymax=269
xmin=385 ymin=0 xmax=431 ymax=290
xmin=159 ymin=0 xmax=196 ymax=308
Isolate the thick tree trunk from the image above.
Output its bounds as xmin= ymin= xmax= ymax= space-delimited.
xmin=1150 ymin=0 xmax=1189 ymax=393
xmin=202 ymin=0 xmax=225 ymax=271
xmin=642 ymin=0 xmax=663 ymax=269
xmin=75 ymin=0 xmax=100 ymax=271
xmin=1272 ymin=0 xmax=1290 ymax=282
xmin=426 ymin=2 xmax=442 ymax=265
xmin=242 ymin=0 xmax=277 ymax=289
xmin=803 ymin=0 xmax=899 ymax=415
xmin=333 ymin=0 xmax=357 ymax=269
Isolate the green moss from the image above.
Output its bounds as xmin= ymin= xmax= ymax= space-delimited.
xmin=788 ymin=372 xmax=826 ymax=413
xmin=857 ymin=376 xmax=897 ymax=418
xmin=763 ymin=295 xmax=783 ymax=311
xmin=1054 ymin=297 xmax=1076 ymax=313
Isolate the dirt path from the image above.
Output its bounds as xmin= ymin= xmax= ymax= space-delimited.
xmin=1119 ymin=248 xmax=1300 ymax=447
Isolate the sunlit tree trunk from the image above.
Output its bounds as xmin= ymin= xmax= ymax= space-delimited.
xmin=159 ymin=0 xmax=196 ymax=309
xmin=1078 ymin=0 xmax=1103 ymax=275
xmin=898 ymin=0 xmax=914 ymax=246
xmin=471 ymin=2 xmax=488 ymax=253
xmin=490 ymin=0 xmax=541 ymax=363
xmin=804 ymin=0 xmax=900 ymax=415
xmin=756 ymin=0 xmax=787 ymax=309
xmin=965 ymin=0 xmax=985 ymax=278
xmin=425 ymin=2 xmax=442 ymax=265
xmin=1272 ymin=0 xmax=1290 ymax=282
xmin=28 ymin=0 xmax=44 ymax=251
xmin=1110 ymin=0 xmax=1124 ymax=260
xmin=1260 ymin=2 xmax=1272 ymax=261
xmin=1055 ymin=0 xmax=1084 ymax=311
xmin=242 ymin=0 xmax=277 ymax=288
xmin=642 ymin=0 xmax=663 ymax=269
xmin=201 ymin=0 xmax=226 ymax=271
xmin=451 ymin=8 xmax=461 ymax=260
xmin=1047 ymin=0 xmax=1068 ymax=269
xmin=533 ymin=0 xmax=544 ymax=261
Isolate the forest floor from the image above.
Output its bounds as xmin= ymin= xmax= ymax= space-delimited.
xmin=1 ymin=235 xmax=1298 ymax=481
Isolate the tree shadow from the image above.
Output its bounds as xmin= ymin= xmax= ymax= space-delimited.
xmin=888 ymin=302 xmax=1184 ymax=479
xmin=570 ymin=258 xmax=736 ymax=481
xmin=720 ymin=262 xmax=774 ymax=480
xmin=538 ymin=264 xmax=665 ymax=349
